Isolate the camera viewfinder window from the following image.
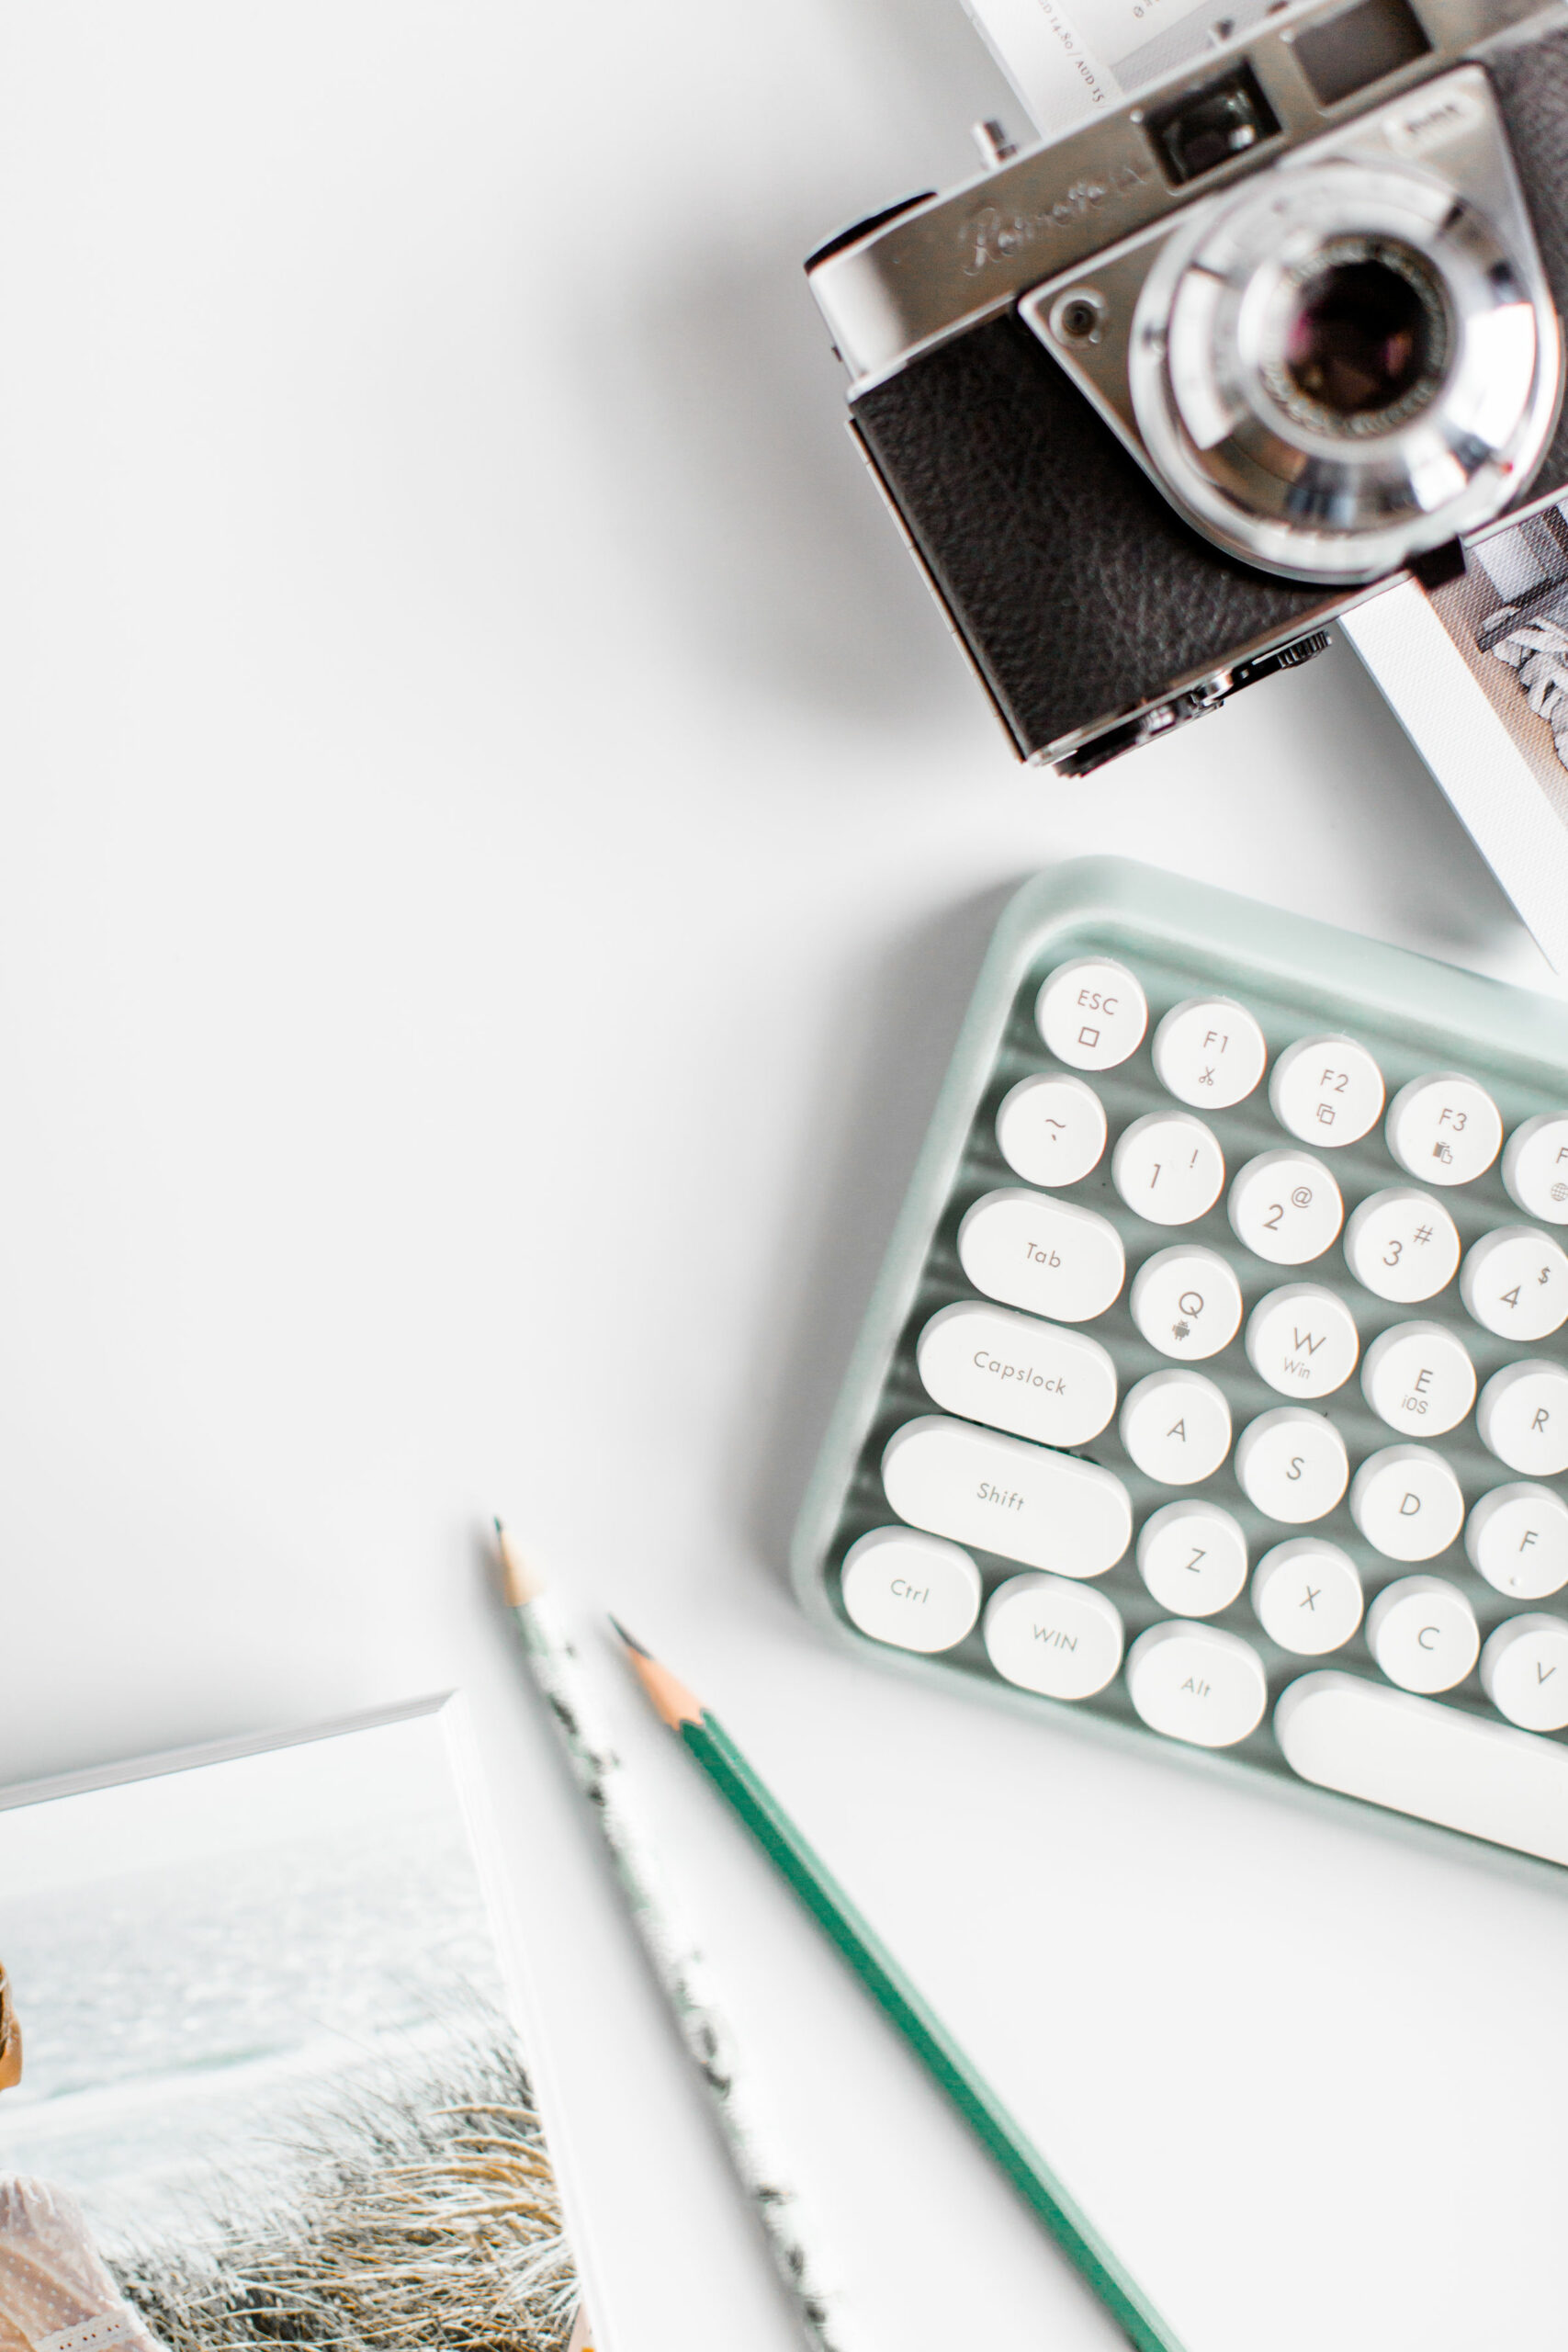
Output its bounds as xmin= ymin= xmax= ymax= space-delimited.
xmin=1147 ymin=66 xmax=1280 ymax=188
xmin=1293 ymin=0 xmax=1431 ymax=109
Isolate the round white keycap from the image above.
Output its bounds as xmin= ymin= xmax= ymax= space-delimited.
xmin=1228 ymin=1149 xmax=1343 ymax=1265
xmin=1128 ymin=1246 xmax=1243 ymax=1361
xmin=1124 ymin=1620 xmax=1269 ymax=1747
xmin=1251 ymin=1538 xmax=1364 ymax=1656
xmin=1476 ymin=1360 xmax=1568 ymax=1476
xmin=1036 ymin=956 xmax=1147 ymax=1072
xmin=1348 ymin=1444 xmax=1465 ymax=1562
xmin=957 ymin=1190 xmax=1125 ymax=1324
xmin=995 ymin=1073 xmax=1107 ymax=1188
xmin=1360 ymin=1321 xmax=1475 ymax=1438
xmin=1460 ymin=1226 xmax=1568 ymax=1341
xmin=1151 ymin=996 xmax=1267 ymax=1109
xmin=840 ymin=1528 xmax=982 ymax=1654
xmin=1503 ymin=1114 xmax=1568 ymax=1227
xmin=1342 ymin=1188 xmax=1460 ymax=1305
xmin=1111 ymin=1112 xmax=1224 ymax=1227
xmin=1367 ymin=1573 xmax=1480 ymax=1693
xmin=1480 ymin=1612 xmax=1568 ymax=1732
xmin=1235 ymin=1408 xmax=1350 ymax=1523
xmin=983 ymin=1572 xmax=1125 ymax=1700
xmin=1136 ymin=1500 xmax=1249 ymax=1617
xmin=916 ymin=1302 xmax=1118 ymax=1448
xmin=1385 ymin=1072 xmax=1503 ymax=1187
xmin=1119 ymin=1369 xmax=1232 ymax=1485
xmin=1465 ymin=1481 xmax=1568 ymax=1599
xmin=1269 ymin=1035 xmax=1384 ymax=1147
xmin=1245 ymin=1284 xmax=1359 ymax=1398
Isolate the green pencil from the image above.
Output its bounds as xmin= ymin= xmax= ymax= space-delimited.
xmin=613 ymin=1623 xmax=1188 ymax=2352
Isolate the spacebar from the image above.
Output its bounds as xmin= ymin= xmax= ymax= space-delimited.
xmin=1275 ymin=1672 xmax=1568 ymax=1868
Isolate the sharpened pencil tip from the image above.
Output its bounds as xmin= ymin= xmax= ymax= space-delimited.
xmin=613 ymin=1623 xmax=705 ymax=1728
xmin=493 ymin=1519 xmax=546 ymax=1610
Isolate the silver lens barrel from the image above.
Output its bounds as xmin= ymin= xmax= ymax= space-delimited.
xmin=1128 ymin=157 xmax=1561 ymax=582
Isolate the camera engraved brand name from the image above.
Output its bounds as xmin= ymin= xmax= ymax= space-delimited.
xmin=1385 ymin=85 xmax=1483 ymax=158
xmin=960 ymin=163 xmax=1152 ymax=276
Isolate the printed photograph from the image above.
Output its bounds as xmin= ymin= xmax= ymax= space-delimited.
xmin=0 ymin=1706 xmax=579 ymax=2352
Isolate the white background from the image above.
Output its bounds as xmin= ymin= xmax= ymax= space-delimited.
xmin=3 ymin=8 xmax=1567 ymax=2351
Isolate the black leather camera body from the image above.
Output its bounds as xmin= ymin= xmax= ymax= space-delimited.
xmin=806 ymin=0 xmax=1568 ymax=773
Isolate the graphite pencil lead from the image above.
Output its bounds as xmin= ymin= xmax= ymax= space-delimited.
xmin=494 ymin=1518 xmax=547 ymax=1611
xmin=612 ymin=1623 xmax=704 ymax=1729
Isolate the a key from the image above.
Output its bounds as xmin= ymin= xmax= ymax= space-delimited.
xmin=1503 ymin=1112 xmax=1568 ymax=1227
xmin=1124 ymin=1621 xmax=1269 ymax=1748
xmin=1385 ymin=1072 xmax=1503 ymax=1187
xmin=957 ymin=1189 xmax=1125 ymax=1323
xmin=1476 ymin=1359 xmax=1568 ymax=1476
xmin=1228 ymin=1148 xmax=1343 ymax=1265
xmin=995 ymin=1072 xmax=1107 ymax=1188
xmin=1036 ymin=956 xmax=1147 ymax=1072
xmin=1341 ymin=1186 xmax=1460 ymax=1305
xmin=1366 ymin=1574 xmax=1480 ymax=1694
xmin=1235 ymin=1406 xmax=1349 ymax=1522
xmin=983 ymin=1572 xmax=1124 ymax=1701
xmin=1269 ymin=1035 xmax=1383 ymax=1147
xmin=1274 ymin=1671 xmax=1568 ymax=1867
xmin=1465 ymin=1480 xmax=1568 ymax=1599
xmin=1128 ymin=1245 xmax=1242 ymax=1360
xmin=916 ymin=1302 xmax=1117 ymax=1448
xmin=1119 ymin=1369 xmax=1232 ymax=1485
xmin=1251 ymin=1538 xmax=1363 ymax=1656
xmin=1151 ymin=995 xmax=1267 ymax=1109
xmin=1111 ymin=1111 xmax=1224 ymax=1226
xmin=1348 ymin=1443 xmax=1465 ymax=1563
xmin=1244 ymin=1283 xmax=1359 ymax=1398
xmin=1136 ymin=1499 xmax=1248 ymax=1616
xmin=840 ymin=1527 xmax=982 ymax=1653
xmin=1479 ymin=1613 xmax=1568 ymax=1732
xmin=1360 ymin=1320 xmax=1475 ymax=1437
xmin=881 ymin=1415 xmax=1132 ymax=1577
xmin=1460 ymin=1225 xmax=1568 ymax=1340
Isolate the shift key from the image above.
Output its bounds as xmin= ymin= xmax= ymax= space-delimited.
xmin=882 ymin=1414 xmax=1132 ymax=1578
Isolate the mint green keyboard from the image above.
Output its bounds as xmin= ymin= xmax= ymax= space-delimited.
xmin=792 ymin=860 xmax=1568 ymax=1870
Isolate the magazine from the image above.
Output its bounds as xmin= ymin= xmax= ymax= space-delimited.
xmin=961 ymin=0 xmax=1307 ymax=140
xmin=1341 ymin=510 xmax=1568 ymax=975
xmin=0 ymin=1700 xmax=591 ymax=2352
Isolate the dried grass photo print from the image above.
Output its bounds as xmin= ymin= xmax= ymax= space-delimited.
xmin=0 ymin=1704 xmax=579 ymax=2352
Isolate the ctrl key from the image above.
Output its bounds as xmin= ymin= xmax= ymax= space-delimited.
xmin=1125 ymin=1621 xmax=1269 ymax=1748
xmin=840 ymin=1528 xmax=981 ymax=1655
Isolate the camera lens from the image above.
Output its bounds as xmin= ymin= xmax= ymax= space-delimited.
xmin=1272 ymin=238 xmax=1448 ymax=434
xmin=1123 ymin=155 xmax=1557 ymax=582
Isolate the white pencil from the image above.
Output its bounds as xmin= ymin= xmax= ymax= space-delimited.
xmin=494 ymin=1520 xmax=861 ymax=2352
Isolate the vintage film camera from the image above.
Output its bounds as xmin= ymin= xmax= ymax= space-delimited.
xmin=806 ymin=0 xmax=1568 ymax=773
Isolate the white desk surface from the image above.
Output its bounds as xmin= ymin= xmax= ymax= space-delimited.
xmin=3 ymin=9 xmax=1565 ymax=2351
